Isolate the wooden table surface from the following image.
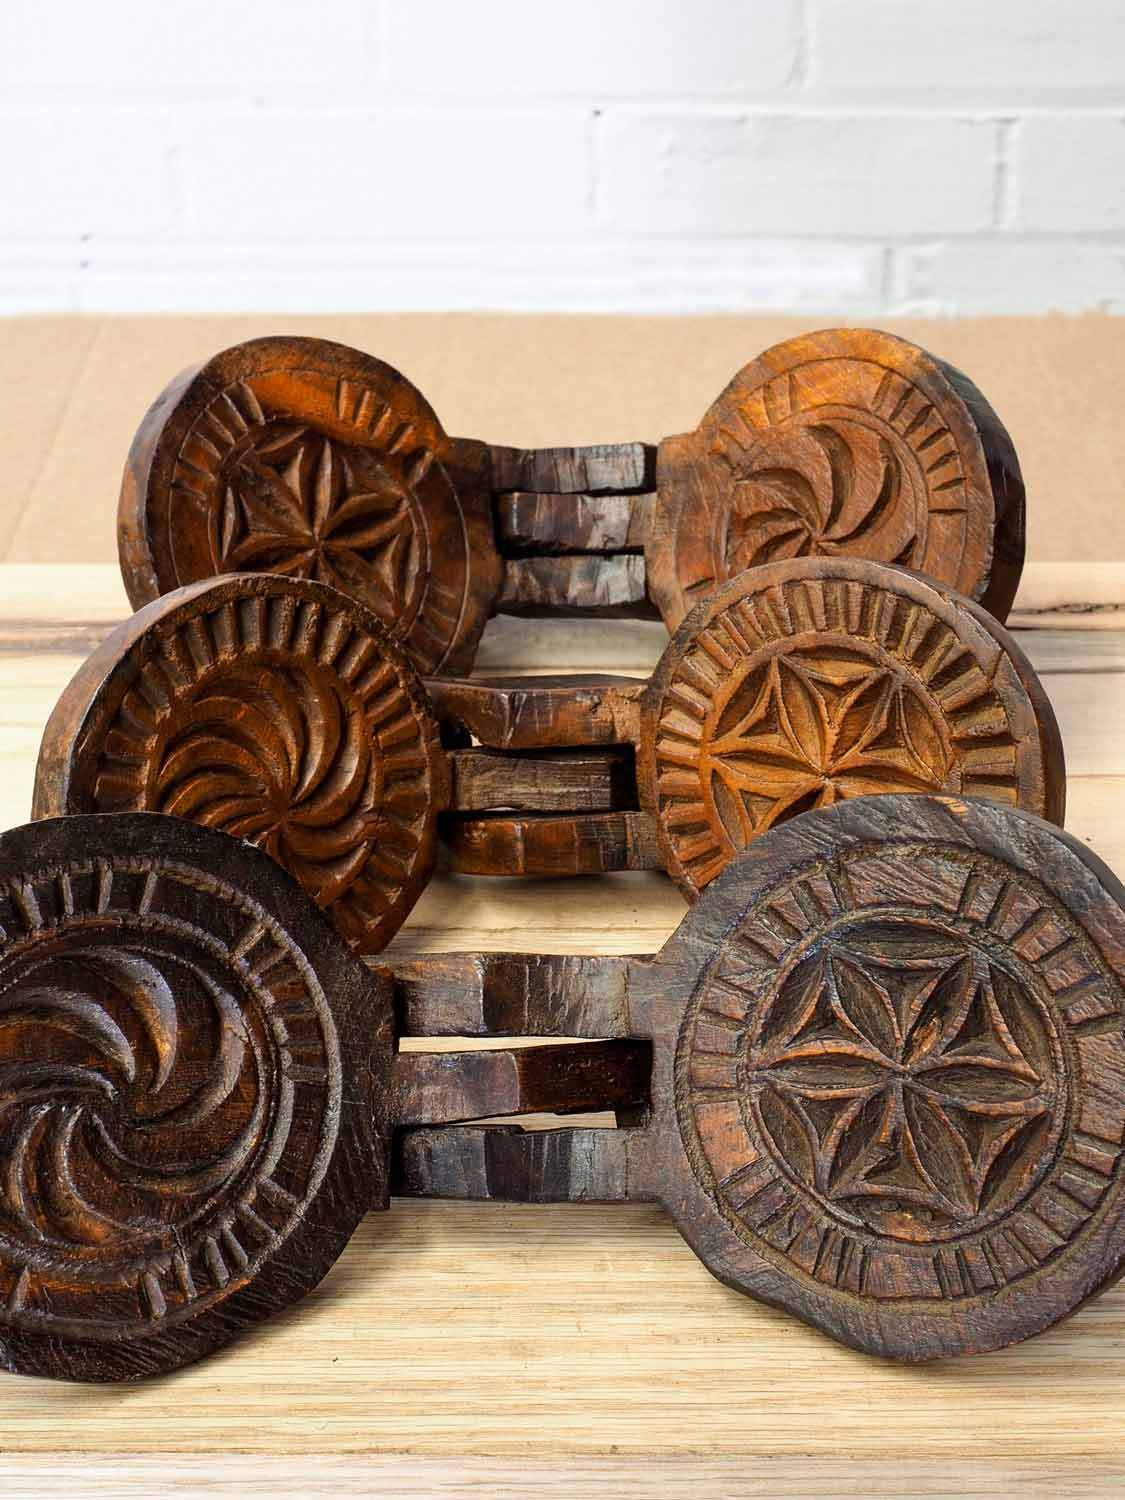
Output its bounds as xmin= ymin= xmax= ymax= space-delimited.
xmin=1 ymin=565 xmax=1124 ymax=1499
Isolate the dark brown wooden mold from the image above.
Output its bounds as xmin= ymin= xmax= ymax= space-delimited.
xmin=0 ymin=812 xmax=390 ymax=1383
xmin=35 ymin=564 xmax=1064 ymax=932
xmin=628 ymin=794 xmax=1125 ymax=1360
xmin=6 ymin=797 xmax=1125 ymax=1373
xmin=399 ymin=796 xmax=1125 ymax=1360
xmin=117 ymin=329 xmax=1024 ymax=679
xmin=32 ymin=575 xmax=448 ymax=955
xmin=647 ymin=328 xmax=1025 ymax=631
xmin=636 ymin=556 xmax=1064 ymax=899
xmin=118 ymin=336 xmax=502 ymax=676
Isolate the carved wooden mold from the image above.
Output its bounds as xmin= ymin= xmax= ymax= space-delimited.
xmin=34 ymin=563 xmax=1063 ymax=952
xmin=117 ymin=329 xmax=1025 ymax=675
xmin=2 ymin=796 xmax=1125 ymax=1380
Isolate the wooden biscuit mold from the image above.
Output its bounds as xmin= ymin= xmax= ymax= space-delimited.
xmin=118 ymin=328 xmax=1025 ymax=675
xmin=0 ymin=797 xmax=1122 ymax=1379
xmin=34 ymin=560 xmax=1062 ymax=953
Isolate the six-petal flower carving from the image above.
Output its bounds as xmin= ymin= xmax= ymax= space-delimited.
xmin=705 ymin=648 xmax=953 ymax=842
xmin=749 ymin=935 xmax=1056 ymax=1235
xmin=218 ymin=427 xmax=419 ymax=617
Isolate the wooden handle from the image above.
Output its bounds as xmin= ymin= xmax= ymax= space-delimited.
xmin=496 ymin=490 xmax=654 ymax=554
xmin=440 ymin=809 xmax=662 ymax=877
xmin=394 ymin=1125 xmax=648 ymax=1202
xmin=496 ymin=555 xmax=654 ymax=616
xmin=391 ymin=1041 xmax=651 ymax=1127
xmin=391 ymin=952 xmax=636 ymax=1037
xmin=425 ymin=675 xmax=645 ymax=750
xmin=486 ymin=442 xmax=655 ymax=496
xmin=448 ymin=746 xmax=637 ymax=814
xmin=116 ymin=331 xmax=1026 ymax=679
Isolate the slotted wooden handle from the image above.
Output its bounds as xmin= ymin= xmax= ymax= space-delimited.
xmin=390 ymin=952 xmax=637 ymax=1038
xmin=440 ymin=809 xmax=662 ymax=877
xmin=448 ymin=746 xmax=637 ymax=814
xmin=391 ymin=1041 xmax=651 ymax=1127
xmin=427 ymin=673 xmax=657 ymax=878
xmin=483 ymin=442 xmax=660 ymax=618
xmin=426 ymin=675 xmax=646 ymax=750
xmin=394 ymin=1125 xmax=649 ymax=1202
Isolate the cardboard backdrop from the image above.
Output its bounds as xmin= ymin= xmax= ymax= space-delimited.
xmin=1 ymin=313 xmax=1119 ymax=564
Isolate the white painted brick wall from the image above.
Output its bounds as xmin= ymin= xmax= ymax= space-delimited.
xmin=385 ymin=0 xmax=801 ymax=97
xmin=1017 ymin=116 xmax=1125 ymax=231
xmin=0 ymin=0 xmax=1123 ymax=314
xmin=182 ymin=111 xmax=592 ymax=239
xmin=599 ymin=114 xmax=997 ymax=235
xmin=811 ymin=0 xmax=1125 ymax=100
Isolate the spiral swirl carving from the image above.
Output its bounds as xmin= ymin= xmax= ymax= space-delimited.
xmin=648 ymin=329 xmax=1015 ymax=631
xmin=0 ymin=944 xmax=265 ymax=1253
xmin=152 ymin=660 xmax=380 ymax=911
xmin=66 ymin=582 xmax=442 ymax=954
xmin=0 ymin=837 xmax=347 ymax=1363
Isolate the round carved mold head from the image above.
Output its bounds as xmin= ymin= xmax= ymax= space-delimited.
xmin=637 ymin=557 xmax=1064 ymax=898
xmin=646 ymin=328 xmax=1025 ymax=630
xmin=0 ymin=813 xmax=390 ymax=1382
xmin=637 ymin=794 xmax=1125 ymax=1360
xmin=118 ymin=336 xmax=500 ymax=676
xmin=34 ymin=575 xmax=447 ymax=956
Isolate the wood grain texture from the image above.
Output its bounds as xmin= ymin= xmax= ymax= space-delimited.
xmin=449 ymin=746 xmax=636 ymax=813
xmin=392 ymin=951 xmax=633 ymax=1036
xmin=647 ymin=327 xmax=1024 ymax=631
xmin=392 ymin=1042 xmax=650 ymax=1126
xmin=32 ymin=575 xmax=448 ymax=955
xmin=496 ymin=489 xmax=654 ymax=553
xmin=396 ymin=1125 xmax=642 ymax=1203
xmin=636 ymin=557 xmax=1064 ymax=896
xmin=116 ymin=329 xmax=1024 ymax=677
xmin=427 ymin=674 xmax=646 ymax=749
xmin=0 ymin=1454 xmax=1121 ymax=1497
xmin=0 ymin=813 xmax=389 ymax=1383
xmin=495 ymin=554 xmax=654 ymax=616
xmin=487 ymin=442 xmax=655 ymax=495
xmin=118 ymin=336 xmax=501 ymax=677
xmin=4 ymin=566 xmax=1125 ymax=1482
xmin=33 ymin=562 xmax=1065 ymax=914
xmin=440 ymin=808 xmax=662 ymax=877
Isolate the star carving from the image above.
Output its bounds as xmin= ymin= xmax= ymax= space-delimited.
xmin=723 ymin=421 xmax=918 ymax=573
xmin=748 ymin=939 xmax=1055 ymax=1233
xmin=217 ymin=427 xmax=419 ymax=615
xmin=705 ymin=649 xmax=952 ymax=839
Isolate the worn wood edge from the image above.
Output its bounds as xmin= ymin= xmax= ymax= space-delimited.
xmin=1 ymin=562 xmax=1121 ymax=656
xmin=1006 ymin=562 xmax=1125 ymax=629
xmin=0 ymin=1454 xmax=1119 ymax=1496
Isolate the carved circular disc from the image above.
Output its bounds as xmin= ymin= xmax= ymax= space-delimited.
xmin=118 ymin=336 xmax=499 ymax=675
xmin=34 ymin=575 xmax=447 ymax=955
xmin=637 ymin=794 xmax=1125 ymax=1359
xmin=638 ymin=558 xmax=1063 ymax=898
xmin=0 ymin=813 xmax=390 ymax=1382
xmin=646 ymin=328 xmax=1025 ymax=629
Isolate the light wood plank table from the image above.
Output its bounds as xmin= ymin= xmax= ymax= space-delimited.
xmin=1 ymin=565 xmax=1124 ymax=1499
